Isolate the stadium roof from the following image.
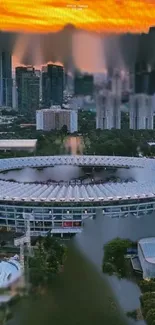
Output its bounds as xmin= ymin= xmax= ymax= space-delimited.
xmin=0 ymin=155 xmax=151 ymax=170
xmin=0 ymin=155 xmax=153 ymax=203
xmin=0 ymin=180 xmax=154 ymax=203
xmin=139 ymin=238 xmax=155 ymax=264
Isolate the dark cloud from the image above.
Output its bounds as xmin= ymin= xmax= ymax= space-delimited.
xmin=0 ymin=25 xmax=155 ymax=72
xmin=0 ymin=31 xmax=17 ymax=52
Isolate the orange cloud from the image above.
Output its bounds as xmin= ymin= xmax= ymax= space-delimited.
xmin=0 ymin=0 xmax=155 ymax=33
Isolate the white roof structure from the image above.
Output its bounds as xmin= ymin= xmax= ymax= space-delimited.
xmin=0 ymin=155 xmax=150 ymax=170
xmin=0 ymin=139 xmax=37 ymax=149
xmin=0 ymin=155 xmax=154 ymax=203
xmin=0 ymin=257 xmax=22 ymax=288
xmin=139 ymin=238 xmax=155 ymax=264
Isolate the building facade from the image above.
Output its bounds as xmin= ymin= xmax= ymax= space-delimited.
xmin=129 ymin=94 xmax=154 ymax=129
xmin=138 ymin=238 xmax=155 ymax=279
xmin=134 ymin=61 xmax=155 ymax=95
xmin=15 ymin=66 xmax=28 ymax=111
xmin=148 ymin=69 xmax=155 ymax=95
xmin=0 ymin=139 xmax=37 ymax=152
xmin=0 ymin=51 xmax=12 ymax=107
xmin=47 ymin=64 xmax=64 ymax=106
xmin=16 ymin=66 xmax=40 ymax=117
xmin=21 ymin=72 xmax=39 ymax=118
xmin=96 ymin=91 xmax=121 ymax=129
xmin=41 ymin=70 xmax=51 ymax=107
xmin=36 ymin=108 xmax=78 ymax=133
xmin=74 ymin=73 xmax=94 ymax=96
xmin=134 ymin=61 xmax=148 ymax=94
xmin=111 ymin=70 xmax=122 ymax=97
xmin=12 ymin=78 xmax=18 ymax=110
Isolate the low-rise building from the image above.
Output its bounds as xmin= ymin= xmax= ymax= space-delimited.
xmin=138 ymin=237 xmax=155 ymax=279
xmin=0 ymin=139 xmax=37 ymax=152
xmin=0 ymin=256 xmax=22 ymax=304
xmin=36 ymin=108 xmax=78 ymax=133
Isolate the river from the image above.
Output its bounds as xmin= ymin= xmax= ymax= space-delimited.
xmin=7 ymin=209 xmax=155 ymax=325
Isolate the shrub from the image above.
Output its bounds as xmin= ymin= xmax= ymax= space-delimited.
xmin=102 ymin=262 xmax=116 ymax=275
xmin=146 ymin=308 xmax=155 ymax=325
xmin=139 ymin=279 xmax=155 ymax=293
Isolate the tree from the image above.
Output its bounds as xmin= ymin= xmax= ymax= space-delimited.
xmin=143 ymin=300 xmax=155 ymax=317
xmin=146 ymin=308 xmax=155 ymax=325
xmin=29 ymin=235 xmax=67 ymax=287
xmin=104 ymin=238 xmax=132 ymax=261
xmin=139 ymin=279 xmax=155 ymax=293
xmin=103 ymin=238 xmax=132 ymax=277
xmin=140 ymin=292 xmax=155 ymax=307
xmin=61 ymin=125 xmax=68 ymax=134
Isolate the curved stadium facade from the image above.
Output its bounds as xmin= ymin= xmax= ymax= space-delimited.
xmin=0 ymin=155 xmax=155 ymax=237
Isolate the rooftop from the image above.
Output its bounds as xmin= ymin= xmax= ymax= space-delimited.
xmin=0 ymin=139 xmax=37 ymax=148
xmin=0 ymin=257 xmax=22 ymax=288
xmin=139 ymin=238 xmax=155 ymax=264
xmin=37 ymin=109 xmax=73 ymax=113
xmin=0 ymin=155 xmax=153 ymax=202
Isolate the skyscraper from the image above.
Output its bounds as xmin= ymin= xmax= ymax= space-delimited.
xmin=0 ymin=51 xmax=12 ymax=107
xmin=16 ymin=66 xmax=28 ymax=111
xmin=148 ymin=69 xmax=155 ymax=95
xmin=16 ymin=66 xmax=39 ymax=117
xmin=47 ymin=64 xmax=64 ymax=106
xmin=74 ymin=72 xmax=94 ymax=96
xmin=96 ymin=90 xmax=121 ymax=129
xmin=135 ymin=61 xmax=149 ymax=94
xmin=42 ymin=70 xmax=51 ymax=107
xmin=12 ymin=78 xmax=18 ymax=110
xmin=21 ymin=69 xmax=39 ymax=118
xmin=129 ymin=94 xmax=153 ymax=129
xmin=111 ymin=70 xmax=122 ymax=97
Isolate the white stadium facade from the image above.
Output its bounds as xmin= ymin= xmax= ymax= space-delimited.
xmin=0 ymin=155 xmax=155 ymax=237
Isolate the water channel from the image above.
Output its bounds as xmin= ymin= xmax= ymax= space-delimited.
xmin=7 ymin=209 xmax=155 ymax=325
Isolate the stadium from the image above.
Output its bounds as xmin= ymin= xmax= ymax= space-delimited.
xmin=0 ymin=155 xmax=155 ymax=237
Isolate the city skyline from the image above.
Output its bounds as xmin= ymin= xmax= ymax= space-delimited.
xmin=1 ymin=0 xmax=155 ymax=33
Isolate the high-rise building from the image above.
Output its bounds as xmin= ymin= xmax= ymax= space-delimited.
xmin=47 ymin=64 xmax=64 ymax=106
xmin=35 ymin=69 xmax=41 ymax=99
xmin=0 ymin=51 xmax=12 ymax=107
xmin=74 ymin=73 xmax=94 ymax=96
xmin=15 ymin=66 xmax=28 ymax=111
xmin=16 ymin=66 xmax=39 ymax=117
xmin=41 ymin=71 xmax=51 ymax=107
xmin=70 ymin=96 xmax=84 ymax=110
xmin=111 ymin=70 xmax=122 ymax=97
xmin=21 ymin=70 xmax=39 ymax=118
xmin=122 ymin=73 xmax=130 ymax=93
xmin=96 ymin=90 xmax=121 ymax=129
xmin=64 ymin=71 xmax=68 ymax=89
xmin=129 ymin=94 xmax=153 ymax=129
xmin=65 ymin=73 xmax=74 ymax=94
xmin=36 ymin=108 xmax=78 ymax=133
xmin=12 ymin=78 xmax=18 ymax=110
xmin=135 ymin=61 xmax=149 ymax=94
xmin=148 ymin=69 xmax=155 ymax=95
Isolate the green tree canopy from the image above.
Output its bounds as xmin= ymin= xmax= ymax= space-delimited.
xmin=29 ymin=235 xmax=67 ymax=287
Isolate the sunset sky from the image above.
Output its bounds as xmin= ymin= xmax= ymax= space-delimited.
xmin=1 ymin=0 xmax=155 ymax=34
